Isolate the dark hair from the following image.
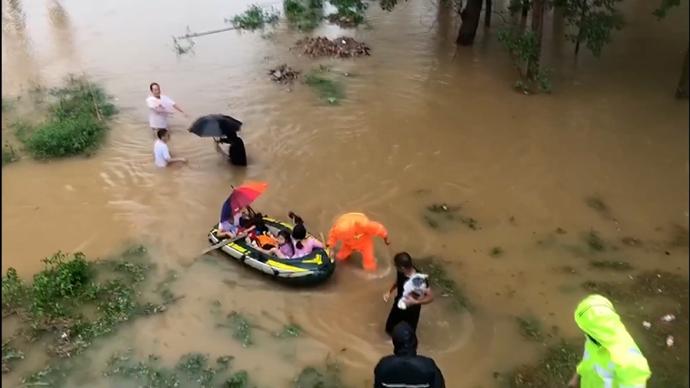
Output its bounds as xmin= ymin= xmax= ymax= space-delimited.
xmin=149 ymin=82 xmax=160 ymax=92
xmin=289 ymin=212 xmax=307 ymax=249
xmin=156 ymin=128 xmax=168 ymax=140
xmin=393 ymin=252 xmax=413 ymax=270
xmin=277 ymin=230 xmax=295 ymax=256
xmin=288 ymin=211 xmax=304 ymax=225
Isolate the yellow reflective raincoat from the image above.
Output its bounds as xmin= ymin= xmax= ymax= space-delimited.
xmin=574 ymin=295 xmax=651 ymax=388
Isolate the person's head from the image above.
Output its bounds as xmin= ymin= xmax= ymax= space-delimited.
xmin=393 ymin=252 xmax=413 ymax=274
xmin=156 ymin=128 xmax=169 ymax=142
xmin=289 ymin=212 xmax=307 ymax=249
xmin=391 ymin=322 xmax=418 ymax=356
xmin=574 ymin=294 xmax=627 ymax=350
xmin=149 ymin=82 xmax=161 ymax=97
xmin=277 ymin=230 xmax=292 ymax=245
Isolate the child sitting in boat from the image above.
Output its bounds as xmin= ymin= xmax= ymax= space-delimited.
xmin=254 ymin=230 xmax=296 ymax=259
xmin=290 ymin=212 xmax=324 ymax=258
xmin=218 ymin=205 xmax=251 ymax=239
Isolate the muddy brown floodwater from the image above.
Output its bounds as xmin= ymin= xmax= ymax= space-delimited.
xmin=2 ymin=0 xmax=689 ymax=386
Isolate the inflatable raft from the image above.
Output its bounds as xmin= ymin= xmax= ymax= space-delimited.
xmin=208 ymin=216 xmax=335 ymax=286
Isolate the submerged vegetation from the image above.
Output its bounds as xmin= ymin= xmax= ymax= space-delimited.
xmin=2 ymin=143 xmax=19 ymax=166
xmin=294 ymin=358 xmax=346 ymax=388
xmin=1 ymin=246 xmax=180 ymax=384
xmin=105 ymin=351 xmax=252 ymax=388
xmin=304 ymin=66 xmax=346 ymax=105
xmin=423 ymin=203 xmax=479 ymax=231
xmin=416 ymin=256 xmax=470 ymax=312
xmin=13 ymin=75 xmax=116 ymax=159
xmin=507 ymin=340 xmax=581 ymax=387
xmin=515 ymin=315 xmax=544 ymax=342
xmin=284 ymin=0 xmax=324 ymax=30
xmin=229 ymin=5 xmax=280 ymax=30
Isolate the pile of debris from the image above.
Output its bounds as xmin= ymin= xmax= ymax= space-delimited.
xmin=268 ymin=64 xmax=300 ymax=84
xmin=296 ymin=36 xmax=371 ymax=58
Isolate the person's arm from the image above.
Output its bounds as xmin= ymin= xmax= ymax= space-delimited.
xmin=309 ymin=237 xmax=324 ymax=250
xmin=366 ymin=221 xmax=390 ymax=245
xmin=171 ymin=100 xmax=189 ymax=117
xmin=164 ymin=145 xmax=187 ymax=164
xmin=567 ymin=373 xmax=580 ymax=388
xmin=383 ymin=280 xmax=398 ymax=302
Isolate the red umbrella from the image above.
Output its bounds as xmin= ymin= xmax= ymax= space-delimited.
xmin=227 ymin=181 xmax=268 ymax=214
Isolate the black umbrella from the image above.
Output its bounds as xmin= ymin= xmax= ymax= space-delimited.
xmin=188 ymin=114 xmax=243 ymax=138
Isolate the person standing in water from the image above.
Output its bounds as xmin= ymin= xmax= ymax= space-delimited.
xmin=146 ymin=82 xmax=187 ymax=134
xmin=374 ymin=322 xmax=445 ymax=388
xmin=567 ymin=294 xmax=651 ymax=388
xmin=383 ymin=252 xmax=434 ymax=335
xmin=327 ymin=212 xmax=390 ymax=272
xmin=153 ymin=129 xmax=187 ymax=168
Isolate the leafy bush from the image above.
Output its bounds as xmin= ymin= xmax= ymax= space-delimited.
xmin=229 ymin=5 xmax=279 ymax=30
xmin=17 ymin=75 xmax=116 ymax=159
xmin=284 ymin=0 xmax=324 ymax=30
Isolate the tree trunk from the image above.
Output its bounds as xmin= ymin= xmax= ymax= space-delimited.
xmin=456 ymin=0 xmax=483 ymax=46
xmin=521 ymin=0 xmax=529 ymax=21
xmin=676 ymin=47 xmax=689 ymax=99
xmin=574 ymin=2 xmax=587 ymax=56
xmin=527 ymin=0 xmax=545 ymax=79
xmin=484 ymin=0 xmax=492 ymax=27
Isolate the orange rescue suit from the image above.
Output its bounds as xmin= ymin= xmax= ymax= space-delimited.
xmin=327 ymin=212 xmax=388 ymax=272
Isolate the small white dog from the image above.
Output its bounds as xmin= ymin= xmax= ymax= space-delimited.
xmin=397 ymin=273 xmax=429 ymax=310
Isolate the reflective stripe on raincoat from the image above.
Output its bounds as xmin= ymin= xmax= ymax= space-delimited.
xmin=574 ymin=295 xmax=651 ymax=388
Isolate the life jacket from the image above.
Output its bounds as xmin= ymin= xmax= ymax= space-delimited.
xmin=574 ymin=295 xmax=651 ymax=388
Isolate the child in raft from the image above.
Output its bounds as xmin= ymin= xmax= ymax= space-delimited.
xmin=252 ymin=212 xmax=324 ymax=259
xmin=289 ymin=212 xmax=324 ymax=257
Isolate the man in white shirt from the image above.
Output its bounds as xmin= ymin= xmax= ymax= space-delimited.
xmin=154 ymin=129 xmax=187 ymax=168
xmin=147 ymin=82 xmax=187 ymax=133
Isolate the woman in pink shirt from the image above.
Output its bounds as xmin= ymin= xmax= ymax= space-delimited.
xmin=289 ymin=212 xmax=324 ymax=258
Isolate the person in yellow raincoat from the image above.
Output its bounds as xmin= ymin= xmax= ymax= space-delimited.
xmin=568 ymin=294 xmax=651 ymax=388
xmin=327 ymin=212 xmax=390 ymax=272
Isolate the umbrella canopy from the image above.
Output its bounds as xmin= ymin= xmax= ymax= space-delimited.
xmin=189 ymin=114 xmax=242 ymax=138
xmin=220 ymin=181 xmax=268 ymax=222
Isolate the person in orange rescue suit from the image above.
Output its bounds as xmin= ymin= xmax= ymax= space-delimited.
xmin=326 ymin=212 xmax=390 ymax=272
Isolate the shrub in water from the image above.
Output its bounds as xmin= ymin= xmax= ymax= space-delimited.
xmin=18 ymin=75 xmax=116 ymax=159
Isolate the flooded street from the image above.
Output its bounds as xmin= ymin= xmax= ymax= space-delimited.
xmin=2 ymin=0 xmax=688 ymax=386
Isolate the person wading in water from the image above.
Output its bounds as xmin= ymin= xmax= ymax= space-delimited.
xmin=374 ymin=322 xmax=446 ymax=388
xmin=383 ymin=252 xmax=434 ymax=335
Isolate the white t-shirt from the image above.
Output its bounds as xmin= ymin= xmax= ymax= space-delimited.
xmin=153 ymin=139 xmax=171 ymax=168
xmin=147 ymin=95 xmax=175 ymax=129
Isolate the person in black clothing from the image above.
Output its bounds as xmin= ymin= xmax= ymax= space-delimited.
xmin=373 ymin=322 xmax=445 ymax=388
xmin=215 ymin=124 xmax=247 ymax=166
xmin=383 ymin=252 xmax=434 ymax=335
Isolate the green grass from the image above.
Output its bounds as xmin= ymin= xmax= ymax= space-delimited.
xmin=294 ymin=359 xmax=345 ymax=388
xmin=229 ymin=5 xmax=279 ymax=30
xmin=16 ymin=75 xmax=116 ymax=159
xmin=284 ymin=0 xmax=324 ymax=30
xmin=304 ymin=67 xmax=345 ymax=105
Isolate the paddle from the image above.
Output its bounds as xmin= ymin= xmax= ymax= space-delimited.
xmin=201 ymin=226 xmax=255 ymax=255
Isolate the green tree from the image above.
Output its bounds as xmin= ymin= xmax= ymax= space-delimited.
xmin=653 ymin=0 xmax=687 ymax=99
xmin=552 ymin=0 xmax=625 ymax=56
